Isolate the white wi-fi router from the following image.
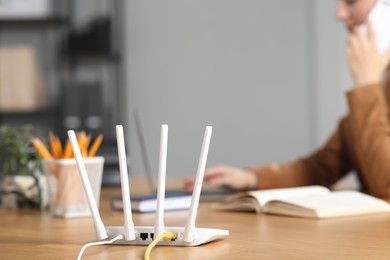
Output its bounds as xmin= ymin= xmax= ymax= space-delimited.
xmin=67 ymin=125 xmax=229 ymax=246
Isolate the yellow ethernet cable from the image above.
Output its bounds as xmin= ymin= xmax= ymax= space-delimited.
xmin=144 ymin=232 xmax=177 ymax=260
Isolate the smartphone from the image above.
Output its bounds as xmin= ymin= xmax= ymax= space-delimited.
xmin=364 ymin=0 xmax=390 ymax=54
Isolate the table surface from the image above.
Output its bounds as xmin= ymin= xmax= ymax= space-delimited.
xmin=1 ymin=182 xmax=390 ymax=260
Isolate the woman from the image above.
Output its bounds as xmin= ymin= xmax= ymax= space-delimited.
xmin=185 ymin=0 xmax=390 ymax=197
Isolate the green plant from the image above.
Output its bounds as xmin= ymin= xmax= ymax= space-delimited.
xmin=0 ymin=125 xmax=43 ymax=177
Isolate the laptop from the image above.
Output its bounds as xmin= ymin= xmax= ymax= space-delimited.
xmin=133 ymin=109 xmax=234 ymax=202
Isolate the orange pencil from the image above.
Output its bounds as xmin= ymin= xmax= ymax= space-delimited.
xmin=78 ymin=132 xmax=90 ymax=157
xmin=49 ymin=131 xmax=62 ymax=159
xmin=55 ymin=136 xmax=63 ymax=159
xmin=63 ymin=139 xmax=73 ymax=158
xmin=31 ymin=137 xmax=53 ymax=160
xmin=82 ymin=134 xmax=92 ymax=157
xmin=88 ymin=134 xmax=103 ymax=157
xmin=49 ymin=131 xmax=55 ymax=156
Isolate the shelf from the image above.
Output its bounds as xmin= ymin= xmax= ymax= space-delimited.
xmin=0 ymin=17 xmax=68 ymax=27
xmin=0 ymin=107 xmax=62 ymax=136
xmin=0 ymin=108 xmax=59 ymax=117
xmin=65 ymin=52 xmax=120 ymax=61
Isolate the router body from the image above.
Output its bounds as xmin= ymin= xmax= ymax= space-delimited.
xmin=68 ymin=125 xmax=229 ymax=247
xmin=106 ymin=226 xmax=229 ymax=246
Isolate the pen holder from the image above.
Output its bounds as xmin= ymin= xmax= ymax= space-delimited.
xmin=43 ymin=157 xmax=104 ymax=218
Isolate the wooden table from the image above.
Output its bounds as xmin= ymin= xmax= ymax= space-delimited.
xmin=1 ymin=185 xmax=390 ymax=259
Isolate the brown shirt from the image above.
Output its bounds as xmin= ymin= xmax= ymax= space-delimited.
xmin=250 ymin=80 xmax=390 ymax=197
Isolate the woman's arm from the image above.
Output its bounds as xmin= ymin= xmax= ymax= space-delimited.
xmin=346 ymin=83 xmax=390 ymax=197
xmin=342 ymin=21 xmax=390 ymax=197
xmin=185 ymin=127 xmax=352 ymax=192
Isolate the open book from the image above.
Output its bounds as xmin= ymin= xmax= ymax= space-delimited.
xmin=214 ymin=186 xmax=390 ymax=219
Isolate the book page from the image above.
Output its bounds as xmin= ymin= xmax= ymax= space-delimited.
xmin=264 ymin=191 xmax=390 ymax=218
xmin=248 ymin=185 xmax=330 ymax=207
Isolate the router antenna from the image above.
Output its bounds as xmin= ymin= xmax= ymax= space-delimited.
xmin=183 ymin=126 xmax=212 ymax=242
xmin=116 ymin=125 xmax=136 ymax=240
xmin=154 ymin=124 xmax=168 ymax=237
xmin=67 ymin=130 xmax=108 ymax=240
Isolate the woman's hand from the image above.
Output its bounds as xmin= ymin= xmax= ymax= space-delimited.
xmin=184 ymin=165 xmax=257 ymax=192
xmin=346 ymin=20 xmax=390 ymax=87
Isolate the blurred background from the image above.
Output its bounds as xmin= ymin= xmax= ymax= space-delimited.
xmin=0 ymin=0 xmax=353 ymax=186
